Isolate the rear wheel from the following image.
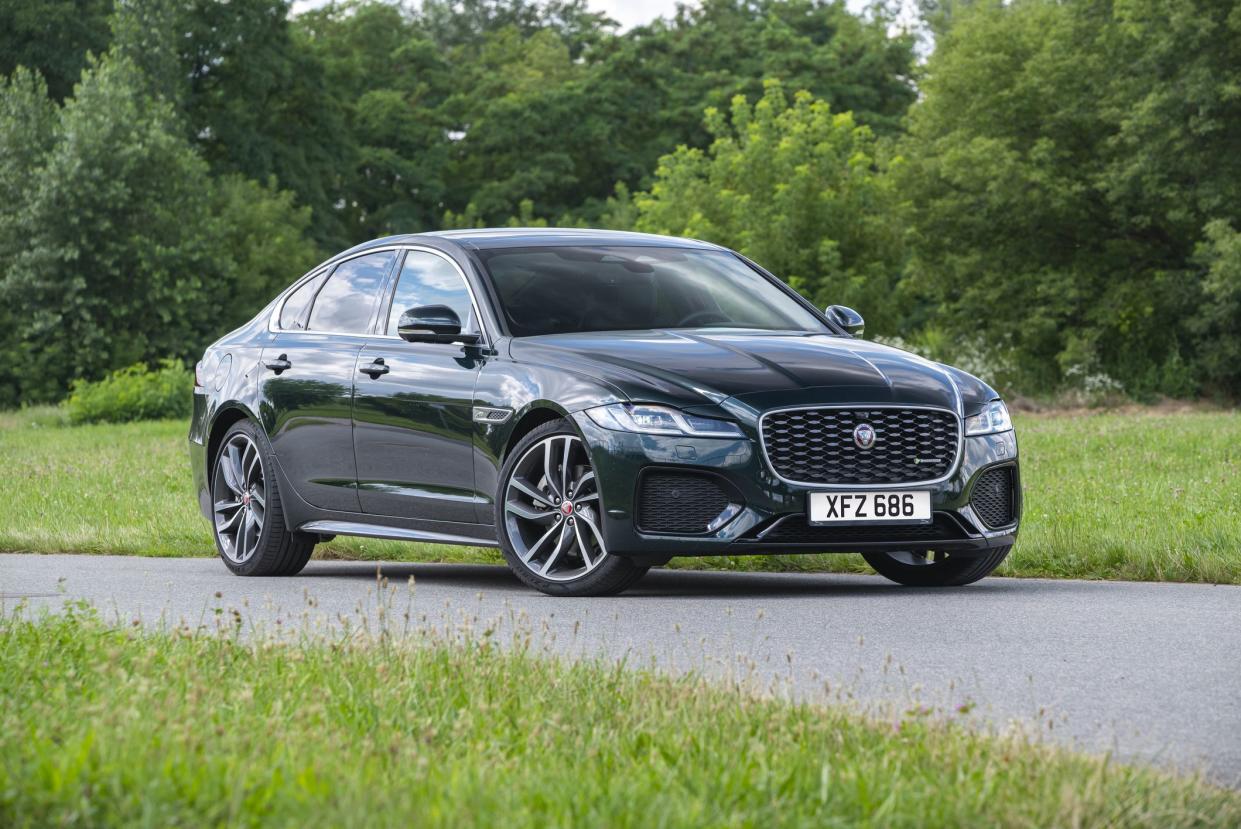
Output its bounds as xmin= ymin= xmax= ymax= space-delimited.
xmin=496 ymin=419 xmax=648 ymax=596
xmin=863 ymin=546 xmax=1011 ymax=587
xmin=211 ymin=420 xmax=316 ymax=576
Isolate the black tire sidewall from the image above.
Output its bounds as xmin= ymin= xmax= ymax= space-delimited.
xmin=863 ymin=545 xmax=1012 ymax=587
xmin=211 ymin=419 xmax=311 ymax=576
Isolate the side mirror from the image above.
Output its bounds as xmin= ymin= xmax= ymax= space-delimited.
xmin=397 ymin=305 xmax=479 ymax=344
xmin=825 ymin=305 xmax=864 ymax=337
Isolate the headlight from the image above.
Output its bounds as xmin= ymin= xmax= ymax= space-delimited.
xmin=964 ymin=400 xmax=1013 ymax=436
xmin=585 ymin=403 xmax=744 ymax=438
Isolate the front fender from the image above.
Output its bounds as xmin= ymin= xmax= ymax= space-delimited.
xmin=471 ymin=355 xmax=628 ymax=518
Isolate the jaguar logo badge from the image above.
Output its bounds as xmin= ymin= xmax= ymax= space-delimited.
xmin=853 ymin=423 xmax=877 ymax=449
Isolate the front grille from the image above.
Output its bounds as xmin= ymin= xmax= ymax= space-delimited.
xmin=970 ymin=467 xmax=1015 ymax=528
xmin=761 ymin=407 xmax=959 ymax=485
xmin=749 ymin=514 xmax=966 ymax=545
xmin=636 ymin=472 xmax=735 ymax=535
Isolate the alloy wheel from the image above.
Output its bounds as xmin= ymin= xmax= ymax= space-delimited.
xmin=212 ymin=433 xmax=266 ymax=564
xmin=503 ymin=434 xmax=606 ymax=582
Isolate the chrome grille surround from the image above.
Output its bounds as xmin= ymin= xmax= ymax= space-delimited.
xmin=758 ymin=404 xmax=963 ymax=487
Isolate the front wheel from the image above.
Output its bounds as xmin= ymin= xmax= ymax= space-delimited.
xmin=496 ymin=419 xmax=648 ymax=596
xmin=863 ymin=546 xmax=1011 ymax=587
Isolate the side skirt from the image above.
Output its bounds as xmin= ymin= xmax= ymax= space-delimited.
xmin=298 ymin=520 xmax=498 ymax=548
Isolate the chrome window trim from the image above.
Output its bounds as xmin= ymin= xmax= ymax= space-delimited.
xmin=268 ymin=245 xmax=492 ymax=346
xmin=757 ymin=403 xmax=965 ymax=490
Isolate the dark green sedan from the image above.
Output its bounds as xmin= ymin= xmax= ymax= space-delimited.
xmin=189 ymin=229 xmax=1020 ymax=596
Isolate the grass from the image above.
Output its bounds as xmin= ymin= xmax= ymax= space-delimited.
xmin=1 ymin=405 xmax=1239 ymax=583
xmin=2 ymin=606 xmax=1238 ymax=827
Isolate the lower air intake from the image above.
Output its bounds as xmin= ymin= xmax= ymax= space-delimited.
xmin=970 ymin=466 xmax=1015 ymax=528
xmin=636 ymin=471 xmax=737 ymax=535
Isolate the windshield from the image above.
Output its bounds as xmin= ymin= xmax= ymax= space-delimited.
xmin=477 ymin=246 xmax=829 ymax=337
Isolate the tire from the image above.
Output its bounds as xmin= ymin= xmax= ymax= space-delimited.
xmin=210 ymin=419 xmax=316 ymax=577
xmin=862 ymin=545 xmax=1012 ymax=587
xmin=495 ymin=418 xmax=648 ymax=596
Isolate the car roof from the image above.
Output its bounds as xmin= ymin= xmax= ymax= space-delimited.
xmin=429 ymin=228 xmax=724 ymax=251
xmin=339 ymin=228 xmax=726 ymax=257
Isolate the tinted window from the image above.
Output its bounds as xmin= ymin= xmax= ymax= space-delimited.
xmin=279 ymin=272 xmax=326 ymax=330
xmin=386 ymin=252 xmax=477 ymax=335
xmin=307 ymin=252 xmax=395 ymax=333
xmin=479 ymin=246 xmax=827 ymax=337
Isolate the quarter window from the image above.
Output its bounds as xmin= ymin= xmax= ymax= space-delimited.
xmin=307 ymin=252 xmax=395 ymax=334
xmin=386 ymin=252 xmax=478 ymax=336
xmin=278 ymin=272 xmax=325 ymax=330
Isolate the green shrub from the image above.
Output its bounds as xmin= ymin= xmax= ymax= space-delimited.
xmin=63 ymin=360 xmax=192 ymax=425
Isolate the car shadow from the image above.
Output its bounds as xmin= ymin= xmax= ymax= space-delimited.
xmin=298 ymin=560 xmax=1028 ymax=599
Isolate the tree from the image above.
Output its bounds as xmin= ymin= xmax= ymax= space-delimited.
xmin=418 ymin=0 xmax=615 ymax=57
xmin=1190 ymin=221 xmax=1241 ymax=394
xmin=0 ymin=54 xmax=318 ymax=405
xmin=298 ymin=2 xmax=454 ymax=239
xmin=0 ymin=0 xmax=114 ymax=101
xmin=0 ymin=70 xmax=58 ymax=266
xmin=629 ymin=81 xmax=907 ymax=334
xmin=589 ymin=0 xmax=919 ymax=189
xmin=898 ymin=0 xmax=1241 ymax=395
xmin=440 ymin=26 xmax=623 ymax=223
xmin=300 ymin=0 xmax=919 ymax=233
xmin=105 ymin=0 xmax=352 ymax=247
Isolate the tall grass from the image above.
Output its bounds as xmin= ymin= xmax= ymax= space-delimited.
xmin=2 ymin=605 xmax=1237 ymax=827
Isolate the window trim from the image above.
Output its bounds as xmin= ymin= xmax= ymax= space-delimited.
xmin=300 ymin=249 xmax=397 ymax=336
xmin=379 ymin=249 xmax=483 ymax=340
xmin=268 ymin=245 xmax=492 ymax=346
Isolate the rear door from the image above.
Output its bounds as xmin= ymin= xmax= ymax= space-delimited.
xmin=261 ymin=250 xmax=397 ymax=512
xmin=352 ymin=249 xmax=487 ymax=523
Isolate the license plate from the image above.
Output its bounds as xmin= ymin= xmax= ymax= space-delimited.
xmin=808 ymin=491 xmax=931 ymax=524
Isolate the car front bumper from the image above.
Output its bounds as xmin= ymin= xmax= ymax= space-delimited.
xmin=572 ymin=412 xmax=1021 ymax=560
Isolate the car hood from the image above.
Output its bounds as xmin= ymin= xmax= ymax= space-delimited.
xmin=508 ymin=330 xmax=993 ymax=416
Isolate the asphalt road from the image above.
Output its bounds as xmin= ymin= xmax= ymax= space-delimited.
xmin=3 ymin=553 xmax=1239 ymax=785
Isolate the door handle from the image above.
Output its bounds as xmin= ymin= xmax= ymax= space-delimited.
xmin=265 ymin=354 xmax=291 ymax=373
xmin=359 ymin=358 xmax=390 ymax=378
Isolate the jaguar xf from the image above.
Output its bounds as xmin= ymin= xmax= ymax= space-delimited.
xmin=189 ymin=229 xmax=1020 ymax=596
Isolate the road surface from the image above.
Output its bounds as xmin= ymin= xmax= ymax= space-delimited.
xmin=2 ymin=554 xmax=1238 ymax=785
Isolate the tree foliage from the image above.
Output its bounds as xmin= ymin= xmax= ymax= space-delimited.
xmin=899 ymin=0 xmax=1241 ymax=395
xmin=628 ymin=81 xmax=906 ymax=334
xmin=0 ymin=55 xmax=317 ymax=405
xmin=0 ymin=0 xmax=114 ymax=101
xmin=2 ymin=0 xmax=1239 ymax=403
xmin=300 ymin=0 xmax=918 ymax=232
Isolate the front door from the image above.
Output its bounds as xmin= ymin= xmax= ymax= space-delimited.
xmin=262 ymin=250 xmax=397 ymax=512
xmin=352 ymin=250 xmax=486 ymax=523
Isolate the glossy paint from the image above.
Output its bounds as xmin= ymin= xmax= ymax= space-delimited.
xmin=352 ymin=338 xmax=487 ymax=522
xmin=190 ymin=229 xmax=1021 ymax=558
xmin=260 ymin=333 xmax=364 ymax=512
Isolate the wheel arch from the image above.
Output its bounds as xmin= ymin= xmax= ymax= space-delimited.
xmin=206 ymin=404 xmax=263 ymax=481
xmin=502 ymin=404 xmax=572 ymax=463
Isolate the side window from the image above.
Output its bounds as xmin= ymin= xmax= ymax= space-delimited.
xmin=386 ymin=252 xmax=478 ymax=335
xmin=307 ymin=251 xmax=395 ymax=333
xmin=278 ymin=272 xmax=326 ymax=330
